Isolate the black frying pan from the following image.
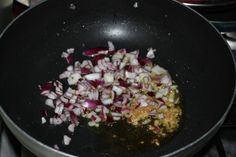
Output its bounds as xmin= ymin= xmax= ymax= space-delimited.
xmin=0 ymin=0 xmax=235 ymax=156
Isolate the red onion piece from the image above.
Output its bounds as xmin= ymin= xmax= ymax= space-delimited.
xmin=66 ymin=54 xmax=73 ymax=64
xmin=112 ymin=86 xmax=123 ymax=95
xmin=88 ymin=89 xmax=99 ymax=100
xmin=40 ymin=110 xmax=48 ymax=117
xmin=152 ymin=65 xmax=167 ymax=75
xmin=108 ymin=41 xmax=115 ymax=51
xmin=38 ymin=82 xmax=53 ymax=94
xmin=67 ymin=73 xmax=81 ymax=85
xmin=80 ymin=67 xmax=92 ymax=74
xmin=106 ymin=115 xmax=114 ymax=123
xmin=45 ymin=99 xmax=54 ymax=108
xmin=41 ymin=117 xmax=47 ymax=124
xmin=70 ymin=111 xmax=79 ymax=125
xmin=83 ymin=99 xmax=98 ymax=109
xmin=104 ymin=72 xmax=114 ymax=83
xmin=53 ymin=144 xmax=60 ymax=150
xmin=64 ymin=103 xmax=74 ymax=110
xmin=125 ymin=71 xmax=137 ymax=79
xmin=146 ymin=48 xmax=156 ymax=59
xmin=118 ymin=78 xmax=129 ymax=87
xmin=92 ymin=54 xmax=106 ymax=65
xmin=138 ymin=57 xmax=152 ymax=66
xmin=68 ymin=123 xmax=75 ymax=133
xmin=84 ymin=73 xmax=101 ymax=81
xmin=147 ymin=92 xmax=155 ymax=97
xmin=50 ymin=117 xmax=63 ymax=125
xmin=63 ymin=135 xmax=71 ymax=145
xmin=101 ymin=98 xmax=113 ymax=105
xmin=54 ymin=103 xmax=64 ymax=115
xmin=107 ymin=50 xmax=116 ymax=55
xmin=83 ymin=47 xmax=107 ymax=56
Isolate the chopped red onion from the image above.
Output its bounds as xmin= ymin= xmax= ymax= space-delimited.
xmin=59 ymin=71 xmax=72 ymax=79
xmin=138 ymin=57 xmax=152 ymax=66
xmin=72 ymin=107 xmax=83 ymax=116
xmin=111 ymin=112 xmax=122 ymax=117
xmin=125 ymin=71 xmax=137 ymax=79
xmin=101 ymin=98 xmax=113 ymax=105
xmin=113 ymin=117 xmax=121 ymax=121
xmin=83 ymin=47 xmax=107 ymax=56
xmin=60 ymin=96 xmax=69 ymax=103
xmin=97 ymin=59 xmax=107 ymax=71
xmin=129 ymin=87 xmax=139 ymax=94
xmin=46 ymin=92 xmax=57 ymax=99
xmin=39 ymin=43 xmax=179 ymax=146
xmin=40 ymin=110 xmax=48 ymax=117
xmin=64 ymin=103 xmax=74 ymax=110
xmin=149 ymin=110 xmax=157 ymax=116
xmin=104 ymin=72 xmax=114 ymax=83
xmin=67 ymin=65 xmax=74 ymax=71
xmin=108 ymin=41 xmax=115 ymax=51
xmin=159 ymin=105 xmax=167 ymax=110
xmin=112 ymin=86 xmax=123 ymax=95
xmin=41 ymin=117 xmax=47 ymax=124
xmin=84 ymin=73 xmax=101 ymax=81
xmin=88 ymin=121 xmax=97 ymax=127
xmin=67 ymin=73 xmax=81 ymax=85
xmin=80 ymin=67 xmax=91 ymax=74
xmin=94 ymin=65 xmax=102 ymax=72
xmin=88 ymin=89 xmax=99 ymax=100
xmin=63 ymin=135 xmax=71 ymax=145
xmin=54 ymin=103 xmax=64 ymax=115
xmin=146 ymin=48 xmax=156 ymax=59
xmin=68 ymin=123 xmax=75 ymax=133
xmin=119 ymin=62 xmax=126 ymax=70
xmin=133 ymin=2 xmax=138 ymax=8
xmin=45 ymin=99 xmax=54 ymax=108
xmin=53 ymin=144 xmax=60 ymax=150
xmin=61 ymin=51 xmax=73 ymax=64
xmin=160 ymin=75 xmax=172 ymax=85
xmin=98 ymin=50 xmax=109 ymax=55
xmin=61 ymin=52 xmax=68 ymax=58
xmin=74 ymin=61 xmax=81 ymax=71
xmin=92 ymin=54 xmax=106 ymax=65
xmin=38 ymin=82 xmax=53 ymax=93
xmin=67 ymin=48 xmax=75 ymax=54
xmin=50 ymin=117 xmax=63 ymax=125
xmin=70 ymin=111 xmax=79 ymax=125
xmin=152 ymin=65 xmax=167 ymax=75
xmin=82 ymin=100 xmax=98 ymax=109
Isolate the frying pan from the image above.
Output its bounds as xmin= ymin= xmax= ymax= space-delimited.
xmin=0 ymin=0 xmax=235 ymax=156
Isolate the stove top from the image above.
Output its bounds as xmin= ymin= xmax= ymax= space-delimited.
xmin=0 ymin=1 xmax=236 ymax=157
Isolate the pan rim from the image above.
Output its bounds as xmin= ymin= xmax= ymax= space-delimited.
xmin=0 ymin=0 xmax=236 ymax=156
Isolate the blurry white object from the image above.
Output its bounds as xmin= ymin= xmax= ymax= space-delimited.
xmin=16 ymin=0 xmax=44 ymax=7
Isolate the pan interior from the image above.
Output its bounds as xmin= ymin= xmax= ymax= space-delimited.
xmin=0 ymin=0 xmax=235 ymax=156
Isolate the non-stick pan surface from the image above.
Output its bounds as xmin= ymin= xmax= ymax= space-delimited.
xmin=0 ymin=0 xmax=235 ymax=156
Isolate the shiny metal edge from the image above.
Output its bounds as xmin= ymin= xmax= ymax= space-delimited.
xmin=182 ymin=0 xmax=236 ymax=7
xmin=0 ymin=0 xmax=235 ymax=157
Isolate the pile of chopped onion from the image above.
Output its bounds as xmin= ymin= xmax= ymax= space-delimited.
xmin=39 ymin=41 xmax=180 ymax=146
